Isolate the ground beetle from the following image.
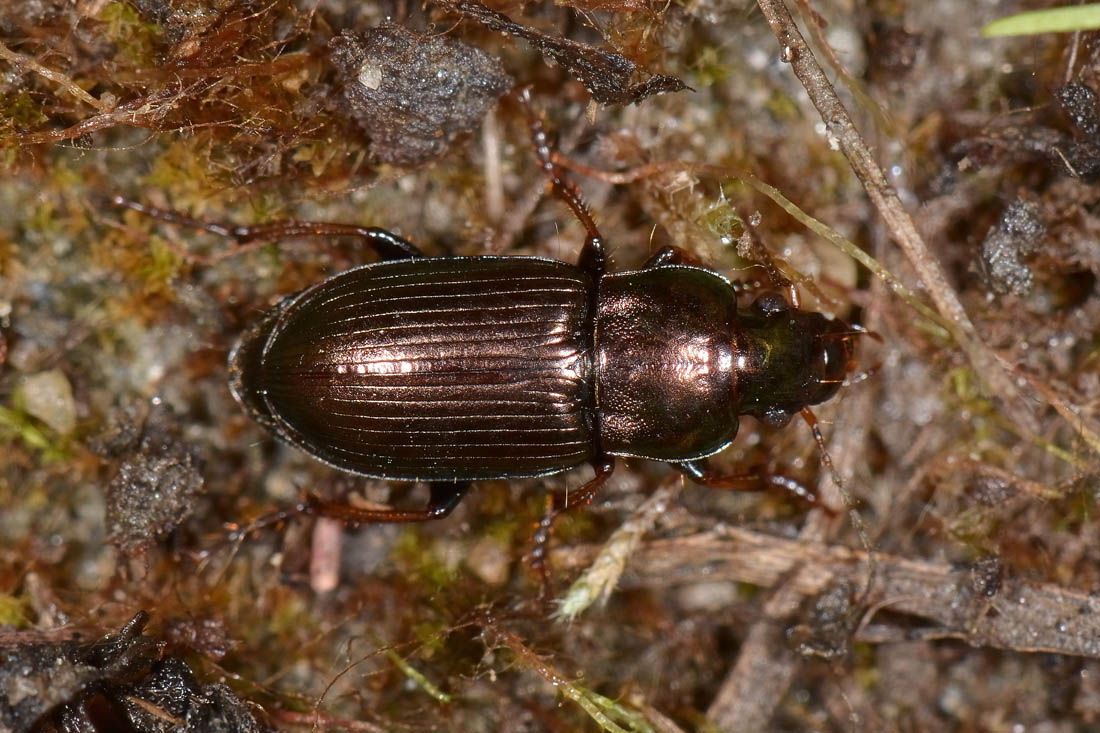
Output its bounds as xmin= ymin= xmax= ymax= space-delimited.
xmin=115 ymin=96 xmax=859 ymax=557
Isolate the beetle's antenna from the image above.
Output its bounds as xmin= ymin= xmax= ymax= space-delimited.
xmin=799 ymin=407 xmax=838 ymax=490
xmin=801 ymin=406 xmax=877 ymax=606
xmin=820 ymin=323 xmax=883 ymax=343
xmin=113 ymin=195 xmax=240 ymax=238
xmin=819 ymin=329 xmax=874 ymax=341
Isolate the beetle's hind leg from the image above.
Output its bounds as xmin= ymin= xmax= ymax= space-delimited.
xmin=112 ymin=196 xmax=423 ymax=264
xmin=305 ymin=481 xmax=471 ymax=523
xmin=212 ymin=483 xmax=470 ymax=574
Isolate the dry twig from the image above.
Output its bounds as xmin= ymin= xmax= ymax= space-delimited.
xmin=555 ymin=526 xmax=1100 ymax=658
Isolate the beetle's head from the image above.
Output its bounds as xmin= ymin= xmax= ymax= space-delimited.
xmin=734 ymin=293 xmax=857 ymax=427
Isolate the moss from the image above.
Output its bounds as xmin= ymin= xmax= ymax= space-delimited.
xmin=3 ymin=0 xmax=1099 ymax=729
xmin=391 ymin=528 xmax=460 ymax=591
xmin=0 ymin=594 xmax=30 ymax=627
xmin=688 ymin=46 xmax=734 ymax=89
xmin=2 ymin=92 xmax=47 ymax=133
xmin=98 ymin=2 xmax=163 ymax=66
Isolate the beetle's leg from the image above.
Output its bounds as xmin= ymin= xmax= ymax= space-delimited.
xmin=749 ymin=259 xmax=800 ymax=309
xmin=518 ymin=89 xmax=608 ymax=277
xmin=306 ymin=481 xmax=471 ymax=523
xmin=575 ymin=227 xmax=609 ymax=278
xmin=113 ymin=196 xmax=423 ymax=262
xmin=674 ymin=458 xmax=818 ymax=505
xmin=223 ymin=222 xmax=422 ymax=261
xmin=529 ymin=456 xmax=616 ymax=596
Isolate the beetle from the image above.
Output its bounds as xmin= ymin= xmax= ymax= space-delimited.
xmin=114 ymin=101 xmax=858 ymax=552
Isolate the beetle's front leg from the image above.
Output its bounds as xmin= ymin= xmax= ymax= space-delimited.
xmin=306 ymin=481 xmax=471 ymax=523
xmin=674 ymin=458 xmax=819 ymax=506
xmin=576 ymin=231 xmax=608 ymax=278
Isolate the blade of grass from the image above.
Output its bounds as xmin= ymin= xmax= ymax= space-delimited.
xmin=983 ymin=5 xmax=1100 ymax=37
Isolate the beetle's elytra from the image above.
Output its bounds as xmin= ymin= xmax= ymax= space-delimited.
xmin=119 ymin=98 xmax=858 ymax=527
xmin=229 ymin=256 xmax=594 ymax=482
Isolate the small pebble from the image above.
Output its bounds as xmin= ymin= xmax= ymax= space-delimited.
xmin=17 ymin=368 xmax=76 ymax=435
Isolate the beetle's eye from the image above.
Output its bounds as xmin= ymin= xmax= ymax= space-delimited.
xmin=752 ymin=293 xmax=791 ymax=315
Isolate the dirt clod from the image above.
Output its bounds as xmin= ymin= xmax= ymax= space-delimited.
xmin=330 ymin=22 xmax=513 ymax=166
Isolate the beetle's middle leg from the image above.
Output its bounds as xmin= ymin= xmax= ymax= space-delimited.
xmin=305 ymin=481 xmax=471 ymax=523
xmin=528 ymin=456 xmax=616 ymax=595
xmin=518 ymin=89 xmax=609 ymax=277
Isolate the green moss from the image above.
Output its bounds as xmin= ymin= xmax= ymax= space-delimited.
xmin=141 ymin=235 xmax=185 ymax=289
xmin=392 ymin=528 xmax=459 ymax=590
xmin=0 ymin=236 xmax=15 ymax=276
xmin=262 ymin=592 xmax=315 ymax=642
xmin=983 ymin=5 xmax=1100 ymax=37
xmin=481 ymin=517 xmax=523 ymax=547
xmin=0 ymin=594 xmax=30 ymax=628
xmin=2 ymin=92 xmax=48 ymax=132
xmin=944 ymin=366 xmax=994 ymax=418
xmin=948 ymin=507 xmax=999 ymax=549
xmin=853 ymin=644 xmax=879 ymax=690
xmin=763 ymin=90 xmax=803 ymax=123
xmin=247 ymin=191 xmax=292 ymax=223
xmin=142 ymin=139 xmax=220 ymax=202
xmin=688 ymin=46 xmax=733 ymax=89
xmin=696 ymin=198 xmax=744 ymax=243
xmin=382 ymin=642 xmax=453 ymax=703
xmin=411 ymin=620 xmax=450 ymax=656
xmin=98 ymin=2 xmax=163 ymax=66
xmin=25 ymin=199 xmax=62 ymax=240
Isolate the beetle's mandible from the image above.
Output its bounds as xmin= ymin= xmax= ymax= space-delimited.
xmin=116 ymin=97 xmax=859 ymax=536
